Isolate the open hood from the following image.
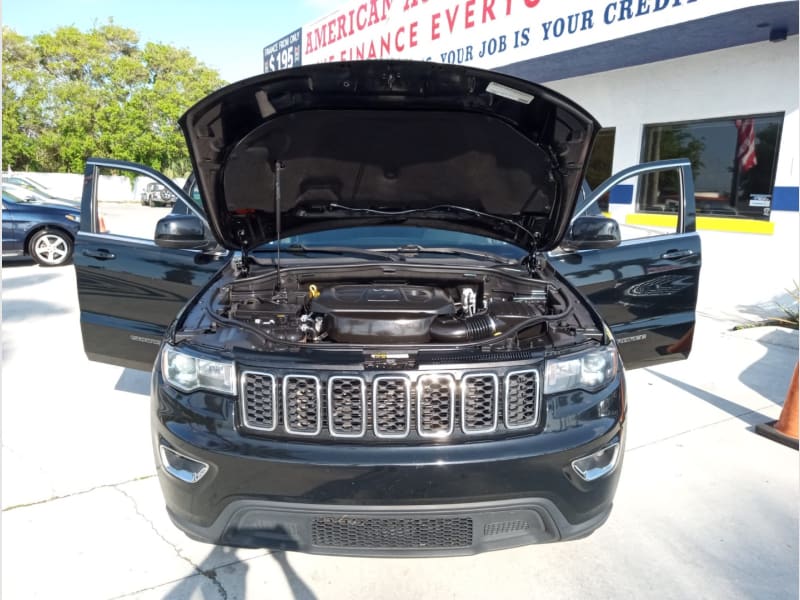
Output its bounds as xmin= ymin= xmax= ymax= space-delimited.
xmin=180 ymin=61 xmax=599 ymax=254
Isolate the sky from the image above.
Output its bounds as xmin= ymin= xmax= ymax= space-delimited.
xmin=2 ymin=0 xmax=339 ymax=83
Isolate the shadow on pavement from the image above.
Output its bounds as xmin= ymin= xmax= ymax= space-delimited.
xmin=162 ymin=548 xmax=318 ymax=599
xmin=115 ymin=368 xmax=151 ymax=396
xmin=1 ymin=271 xmax=60 ymax=291
xmin=273 ymin=552 xmax=318 ymax=600
xmin=647 ymin=369 xmax=774 ymax=424
xmin=1 ymin=257 xmax=36 ymax=268
xmin=1 ymin=298 xmax=71 ymax=322
xmin=164 ymin=546 xmax=246 ymax=599
xmin=739 ymin=328 xmax=799 ymax=403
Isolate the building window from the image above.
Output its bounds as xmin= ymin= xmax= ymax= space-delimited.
xmin=586 ymin=128 xmax=615 ymax=212
xmin=640 ymin=114 xmax=783 ymax=220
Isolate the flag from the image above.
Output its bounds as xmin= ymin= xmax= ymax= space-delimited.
xmin=735 ymin=119 xmax=758 ymax=173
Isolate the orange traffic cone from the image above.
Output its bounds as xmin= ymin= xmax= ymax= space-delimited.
xmin=755 ymin=361 xmax=799 ymax=449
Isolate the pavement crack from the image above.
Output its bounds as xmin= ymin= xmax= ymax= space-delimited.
xmin=2 ymin=474 xmax=156 ymax=512
xmin=113 ymin=486 xmax=228 ymax=600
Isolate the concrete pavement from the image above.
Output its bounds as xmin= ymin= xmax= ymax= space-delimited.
xmin=1 ymin=227 xmax=798 ymax=599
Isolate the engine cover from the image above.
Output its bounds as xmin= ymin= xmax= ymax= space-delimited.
xmin=310 ymin=284 xmax=453 ymax=343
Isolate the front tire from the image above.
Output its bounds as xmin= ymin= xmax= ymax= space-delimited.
xmin=28 ymin=229 xmax=73 ymax=267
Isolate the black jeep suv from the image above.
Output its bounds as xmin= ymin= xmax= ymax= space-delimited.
xmin=75 ymin=61 xmax=701 ymax=556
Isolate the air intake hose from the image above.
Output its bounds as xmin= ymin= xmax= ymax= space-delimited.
xmin=430 ymin=302 xmax=541 ymax=342
xmin=430 ymin=314 xmax=496 ymax=342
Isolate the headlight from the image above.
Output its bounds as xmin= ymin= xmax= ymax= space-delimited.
xmin=161 ymin=346 xmax=236 ymax=395
xmin=544 ymin=345 xmax=618 ymax=394
xmin=65 ymin=213 xmax=80 ymax=222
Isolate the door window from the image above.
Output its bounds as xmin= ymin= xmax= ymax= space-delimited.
xmin=92 ymin=166 xmax=189 ymax=239
xmin=588 ymin=164 xmax=689 ymax=241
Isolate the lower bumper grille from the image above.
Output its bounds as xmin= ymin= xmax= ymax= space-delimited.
xmin=311 ymin=516 xmax=473 ymax=549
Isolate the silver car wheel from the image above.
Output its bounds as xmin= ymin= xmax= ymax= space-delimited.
xmin=30 ymin=231 xmax=72 ymax=266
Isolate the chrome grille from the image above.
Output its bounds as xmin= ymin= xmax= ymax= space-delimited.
xmin=241 ymin=372 xmax=276 ymax=431
xmin=461 ymin=373 xmax=498 ymax=434
xmin=504 ymin=370 xmax=540 ymax=429
xmin=240 ymin=368 xmax=540 ymax=440
xmin=328 ymin=376 xmax=366 ymax=438
xmin=283 ymin=375 xmax=321 ymax=435
xmin=373 ymin=376 xmax=411 ymax=438
xmin=417 ymin=375 xmax=455 ymax=437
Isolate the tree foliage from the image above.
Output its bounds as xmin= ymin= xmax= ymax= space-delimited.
xmin=2 ymin=22 xmax=225 ymax=175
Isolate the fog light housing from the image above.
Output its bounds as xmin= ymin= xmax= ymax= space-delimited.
xmin=159 ymin=445 xmax=209 ymax=483
xmin=571 ymin=443 xmax=620 ymax=482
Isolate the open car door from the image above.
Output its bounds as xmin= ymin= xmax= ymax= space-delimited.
xmin=75 ymin=159 xmax=226 ymax=371
xmin=551 ymin=159 xmax=701 ymax=370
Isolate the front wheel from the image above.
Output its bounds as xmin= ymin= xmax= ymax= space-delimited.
xmin=28 ymin=229 xmax=73 ymax=266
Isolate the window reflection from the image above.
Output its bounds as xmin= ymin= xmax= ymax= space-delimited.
xmin=640 ymin=114 xmax=783 ymax=221
xmin=586 ymin=128 xmax=616 ymax=213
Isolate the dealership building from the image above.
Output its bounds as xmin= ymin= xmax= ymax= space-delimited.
xmin=264 ymin=0 xmax=799 ymax=235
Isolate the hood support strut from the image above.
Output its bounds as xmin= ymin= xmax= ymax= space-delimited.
xmin=271 ymin=160 xmax=288 ymax=303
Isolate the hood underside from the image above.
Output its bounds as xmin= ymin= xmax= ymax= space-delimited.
xmin=180 ymin=60 xmax=599 ymax=253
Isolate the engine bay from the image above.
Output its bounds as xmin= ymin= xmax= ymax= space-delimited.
xmin=198 ymin=263 xmax=597 ymax=350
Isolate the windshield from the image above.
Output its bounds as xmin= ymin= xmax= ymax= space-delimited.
xmin=3 ymin=177 xmax=54 ymax=197
xmin=256 ymin=226 xmax=527 ymax=260
xmin=5 ymin=187 xmax=49 ymax=203
xmin=2 ymin=190 xmax=26 ymax=204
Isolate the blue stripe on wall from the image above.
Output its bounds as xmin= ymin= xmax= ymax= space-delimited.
xmin=772 ymin=187 xmax=799 ymax=211
xmin=609 ymin=184 xmax=634 ymax=205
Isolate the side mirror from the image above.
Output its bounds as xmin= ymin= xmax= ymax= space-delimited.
xmin=561 ymin=216 xmax=621 ymax=251
xmin=154 ymin=214 xmax=215 ymax=250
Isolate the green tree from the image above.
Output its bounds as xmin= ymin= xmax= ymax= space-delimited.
xmin=2 ymin=28 xmax=44 ymax=169
xmin=2 ymin=22 xmax=225 ymax=174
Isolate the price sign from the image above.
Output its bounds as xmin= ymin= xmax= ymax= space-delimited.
xmin=263 ymin=29 xmax=302 ymax=73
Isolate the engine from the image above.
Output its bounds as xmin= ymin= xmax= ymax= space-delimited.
xmin=311 ymin=284 xmax=452 ymax=343
xmin=216 ymin=269 xmax=568 ymax=347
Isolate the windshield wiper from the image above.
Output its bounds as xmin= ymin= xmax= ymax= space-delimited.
xmin=254 ymin=244 xmax=398 ymax=262
xmin=379 ymin=244 xmax=518 ymax=264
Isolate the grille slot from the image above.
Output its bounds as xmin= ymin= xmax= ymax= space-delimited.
xmin=484 ymin=519 xmax=531 ymax=537
xmin=241 ymin=372 xmax=277 ymax=431
xmin=283 ymin=375 xmax=322 ymax=435
xmin=461 ymin=373 xmax=499 ymax=434
xmin=372 ymin=376 xmax=411 ymax=438
xmin=504 ymin=370 xmax=540 ymax=429
xmin=311 ymin=516 xmax=473 ymax=549
xmin=328 ymin=376 xmax=367 ymax=438
xmin=417 ymin=374 xmax=455 ymax=437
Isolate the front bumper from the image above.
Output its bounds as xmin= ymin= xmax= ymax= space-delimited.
xmin=152 ymin=368 xmax=625 ymax=556
xmin=170 ymin=496 xmax=613 ymax=557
